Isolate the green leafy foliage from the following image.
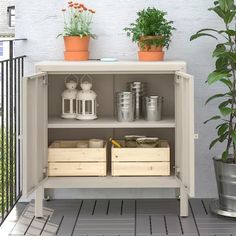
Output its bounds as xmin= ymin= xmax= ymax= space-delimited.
xmin=124 ymin=8 xmax=175 ymax=48
xmin=191 ymin=0 xmax=236 ymax=162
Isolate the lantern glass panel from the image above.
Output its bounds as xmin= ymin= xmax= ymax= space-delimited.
xmin=85 ymin=100 xmax=92 ymax=114
xmin=78 ymin=100 xmax=82 ymax=114
xmin=73 ymin=99 xmax=76 ymax=113
xmin=64 ymin=99 xmax=70 ymax=113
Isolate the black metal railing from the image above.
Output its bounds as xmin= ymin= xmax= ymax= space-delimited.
xmin=0 ymin=38 xmax=26 ymax=225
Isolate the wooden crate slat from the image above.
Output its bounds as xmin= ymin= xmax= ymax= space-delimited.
xmin=48 ymin=162 xmax=106 ymax=176
xmin=112 ymin=140 xmax=170 ymax=162
xmin=112 ymin=162 xmax=170 ymax=176
xmin=49 ymin=140 xmax=106 ymax=162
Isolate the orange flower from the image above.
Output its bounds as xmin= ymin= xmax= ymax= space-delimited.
xmin=68 ymin=1 xmax=73 ymax=4
xmin=83 ymin=6 xmax=87 ymax=11
xmin=79 ymin=3 xmax=84 ymax=7
xmin=69 ymin=4 xmax=74 ymax=7
xmin=74 ymin=2 xmax=79 ymax=5
xmin=62 ymin=8 xmax=66 ymax=12
xmin=79 ymin=9 xmax=83 ymax=13
xmin=91 ymin=9 xmax=96 ymax=14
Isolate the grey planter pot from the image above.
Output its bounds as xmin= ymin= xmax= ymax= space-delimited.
xmin=211 ymin=157 xmax=236 ymax=217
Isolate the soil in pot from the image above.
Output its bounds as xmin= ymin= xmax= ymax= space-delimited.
xmin=138 ymin=36 xmax=164 ymax=61
xmin=64 ymin=36 xmax=90 ymax=61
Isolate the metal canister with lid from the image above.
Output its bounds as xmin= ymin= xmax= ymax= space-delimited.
xmin=145 ymin=96 xmax=163 ymax=121
xmin=116 ymin=92 xmax=135 ymax=122
xmin=127 ymin=82 xmax=147 ymax=119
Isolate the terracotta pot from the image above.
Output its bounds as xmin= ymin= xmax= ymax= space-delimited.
xmin=63 ymin=36 xmax=90 ymax=61
xmin=64 ymin=51 xmax=89 ymax=61
xmin=138 ymin=36 xmax=165 ymax=61
xmin=138 ymin=51 xmax=164 ymax=61
xmin=64 ymin=36 xmax=90 ymax=51
xmin=139 ymin=36 xmax=163 ymax=52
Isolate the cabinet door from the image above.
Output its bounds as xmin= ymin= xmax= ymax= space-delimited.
xmin=22 ymin=72 xmax=48 ymax=197
xmin=175 ymin=71 xmax=195 ymax=197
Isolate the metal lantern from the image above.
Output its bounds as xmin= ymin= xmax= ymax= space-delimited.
xmin=61 ymin=75 xmax=78 ymax=119
xmin=76 ymin=75 xmax=97 ymax=120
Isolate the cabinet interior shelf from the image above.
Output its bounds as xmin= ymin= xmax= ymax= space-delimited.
xmin=44 ymin=175 xmax=179 ymax=189
xmin=48 ymin=117 xmax=176 ymax=129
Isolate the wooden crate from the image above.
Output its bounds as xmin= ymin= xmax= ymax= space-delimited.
xmin=48 ymin=140 xmax=106 ymax=176
xmin=112 ymin=140 xmax=170 ymax=176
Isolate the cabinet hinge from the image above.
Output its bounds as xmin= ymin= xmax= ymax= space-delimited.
xmin=173 ymin=166 xmax=180 ymax=178
xmin=43 ymin=76 xmax=48 ymax=85
xmin=175 ymin=76 xmax=180 ymax=84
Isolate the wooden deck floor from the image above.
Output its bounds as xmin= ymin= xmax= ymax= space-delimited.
xmin=2 ymin=199 xmax=236 ymax=236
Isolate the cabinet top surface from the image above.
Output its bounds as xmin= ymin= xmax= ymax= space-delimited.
xmin=35 ymin=60 xmax=187 ymax=73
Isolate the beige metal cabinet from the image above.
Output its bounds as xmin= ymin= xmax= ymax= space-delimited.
xmin=22 ymin=61 xmax=195 ymax=217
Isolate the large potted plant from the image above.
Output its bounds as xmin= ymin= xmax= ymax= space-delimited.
xmin=191 ymin=0 xmax=236 ymax=216
xmin=124 ymin=7 xmax=175 ymax=61
xmin=58 ymin=1 xmax=96 ymax=61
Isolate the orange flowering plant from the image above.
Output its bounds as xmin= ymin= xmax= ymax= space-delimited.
xmin=58 ymin=1 xmax=96 ymax=38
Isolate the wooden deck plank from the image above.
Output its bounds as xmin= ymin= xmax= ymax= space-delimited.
xmin=8 ymin=199 xmax=236 ymax=236
xmin=151 ymin=215 xmax=167 ymax=235
xmin=56 ymin=200 xmax=82 ymax=236
xmin=165 ymin=215 xmax=182 ymax=235
xmin=108 ymin=199 xmax=122 ymax=216
xmin=136 ymin=215 xmax=151 ymax=235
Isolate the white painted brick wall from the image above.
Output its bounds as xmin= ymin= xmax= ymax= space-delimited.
xmin=15 ymin=0 xmax=224 ymax=198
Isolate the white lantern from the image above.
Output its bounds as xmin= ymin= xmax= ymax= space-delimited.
xmin=61 ymin=75 xmax=78 ymax=119
xmin=76 ymin=75 xmax=97 ymax=120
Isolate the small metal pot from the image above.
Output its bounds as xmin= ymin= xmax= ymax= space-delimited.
xmin=116 ymin=92 xmax=135 ymax=122
xmin=145 ymin=96 xmax=163 ymax=121
xmin=127 ymin=82 xmax=147 ymax=119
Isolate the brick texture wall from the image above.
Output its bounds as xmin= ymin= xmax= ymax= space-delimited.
xmin=0 ymin=0 xmax=15 ymax=35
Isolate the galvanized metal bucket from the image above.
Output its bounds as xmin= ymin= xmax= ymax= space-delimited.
xmin=116 ymin=92 xmax=135 ymax=122
xmin=213 ymin=157 xmax=236 ymax=212
xmin=145 ymin=96 xmax=163 ymax=121
xmin=127 ymin=82 xmax=147 ymax=119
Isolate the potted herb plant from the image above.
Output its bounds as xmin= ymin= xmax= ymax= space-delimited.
xmin=191 ymin=0 xmax=236 ymax=216
xmin=58 ymin=1 xmax=96 ymax=61
xmin=124 ymin=7 xmax=175 ymax=61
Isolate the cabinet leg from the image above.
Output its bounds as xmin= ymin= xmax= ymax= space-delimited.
xmin=180 ymin=186 xmax=188 ymax=217
xmin=35 ymin=185 xmax=44 ymax=218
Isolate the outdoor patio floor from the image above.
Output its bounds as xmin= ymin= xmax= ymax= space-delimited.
xmin=2 ymin=199 xmax=236 ymax=236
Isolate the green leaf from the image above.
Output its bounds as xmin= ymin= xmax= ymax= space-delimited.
xmin=218 ymin=123 xmax=229 ymax=135
xmin=224 ymin=29 xmax=236 ymax=36
xmin=232 ymin=131 xmax=236 ymax=145
xmin=219 ymin=0 xmax=234 ymax=11
xmin=207 ymin=71 xmax=230 ymax=84
xmin=219 ymin=131 xmax=229 ymax=142
xmin=210 ymin=138 xmax=219 ymax=149
xmin=216 ymin=57 xmax=228 ymax=70
xmin=209 ymin=6 xmax=226 ymax=19
xmin=222 ymin=150 xmax=229 ymax=161
xmin=226 ymin=52 xmax=236 ymax=62
xmin=219 ymin=106 xmax=233 ymax=116
xmin=190 ymin=33 xmax=218 ymax=41
xmin=213 ymin=44 xmax=226 ymax=57
xmin=204 ymin=115 xmax=221 ymax=124
xmin=219 ymin=99 xmax=231 ymax=108
xmin=205 ymin=93 xmax=227 ymax=104
xmin=225 ymin=12 xmax=236 ymax=24
xmin=220 ymin=78 xmax=233 ymax=89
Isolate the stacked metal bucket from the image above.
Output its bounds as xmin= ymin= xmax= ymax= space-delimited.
xmin=116 ymin=81 xmax=163 ymax=122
